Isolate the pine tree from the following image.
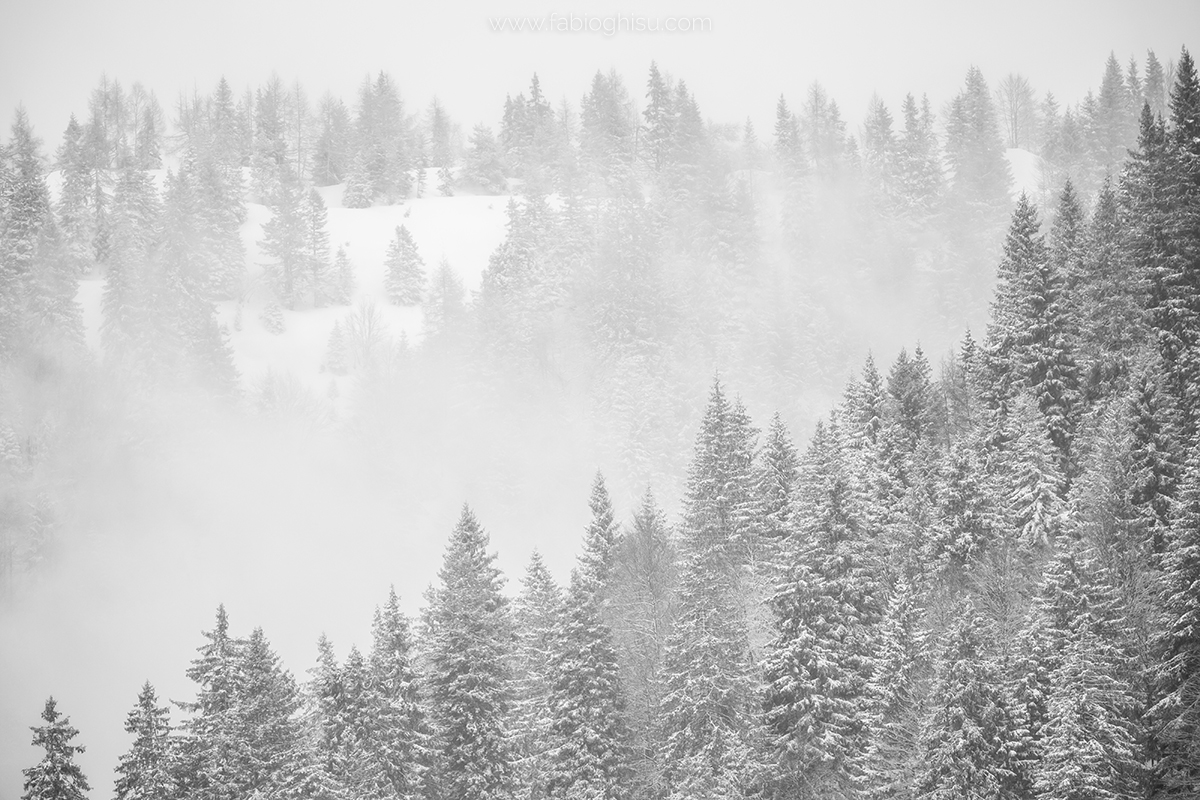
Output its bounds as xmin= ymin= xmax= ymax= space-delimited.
xmin=945 ymin=66 xmax=1012 ymax=212
xmin=511 ymin=551 xmax=564 ymax=800
xmin=342 ymin=149 xmax=374 ymax=208
xmin=896 ymin=93 xmax=941 ymax=213
xmin=1 ymin=108 xmax=52 ymax=355
xmin=546 ymin=570 xmax=631 ymax=800
xmin=383 ymin=225 xmax=424 ymax=306
xmin=859 ymin=577 xmax=927 ymax=799
xmin=114 ymin=682 xmax=176 ymax=800
xmin=762 ymin=419 xmax=872 ymax=799
xmin=1032 ymin=537 xmax=1139 ymax=800
xmin=236 ymin=626 xmax=303 ymax=795
xmin=611 ymin=488 xmax=677 ymax=800
xmin=21 ymin=698 xmax=90 ymax=800
xmin=173 ymin=605 xmax=245 ymax=800
xmin=915 ymin=600 xmax=1017 ymax=800
xmin=55 ymin=114 xmax=94 ymax=275
xmin=578 ymin=472 xmax=620 ymax=602
xmin=422 ymin=257 xmax=465 ymax=341
xmin=260 ymin=169 xmax=308 ymax=308
xmin=368 ymin=587 xmax=430 ymax=800
xmin=1152 ymin=446 xmax=1200 ymax=794
xmin=755 ymin=413 xmax=799 ymax=552
xmin=658 ymin=380 xmax=760 ymax=800
xmin=642 ymin=63 xmax=675 ymax=174
xmin=329 ymin=246 xmax=355 ymax=306
xmin=424 ymin=506 xmax=513 ymax=800
xmin=462 ymin=125 xmax=507 ymax=194
xmin=325 ymin=320 xmax=349 ymax=375
xmin=303 ymin=189 xmax=331 ymax=306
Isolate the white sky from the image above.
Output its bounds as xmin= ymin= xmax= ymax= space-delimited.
xmin=2 ymin=0 xmax=1197 ymax=146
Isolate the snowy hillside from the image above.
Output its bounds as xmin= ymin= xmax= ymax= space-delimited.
xmin=76 ymin=174 xmax=513 ymax=407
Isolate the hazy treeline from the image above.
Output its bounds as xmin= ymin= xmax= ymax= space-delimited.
xmin=0 ymin=46 xmax=1177 ymax=606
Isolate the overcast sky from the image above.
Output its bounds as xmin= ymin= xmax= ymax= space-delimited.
xmin=2 ymin=0 xmax=1198 ymax=146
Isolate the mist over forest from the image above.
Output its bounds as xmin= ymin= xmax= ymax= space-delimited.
xmin=3 ymin=37 xmax=1200 ymax=800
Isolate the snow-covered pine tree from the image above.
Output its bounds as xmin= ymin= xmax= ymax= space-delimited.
xmin=578 ymin=471 xmax=620 ymax=604
xmin=339 ymin=645 xmax=390 ymax=800
xmin=329 ymin=245 xmax=355 ymax=305
xmin=421 ymin=257 xmax=465 ymax=343
xmin=424 ymin=506 xmax=513 ymax=800
xmin=762 ymin=417 xmax=873 ymax=799
xmin=546 ymin=569 xmax=631 ymax=800
xmin=611 ymin=488 xmax=677 ymax=800
xmin=194 ymin=151 xmax=246 ymax=300
xmin=54 ymin=114 xmax=94 ymax=276
xmin=543 ymin=476 xmax=631 ymax=800
xmin=755 ymin=413 xmax=799 ymax=555
xmin=102 ymin=162 xmax=160 ymax=363
xmin=437 ymin=165 xmax=454 ymax=196
xmin=342 ymin=149 xmax=374 ymax=208
xmin=235 ymin=627 xmax=304 ymax=796
xmin=510 ymin=551 xmax=564 ymax=800
xmin=367 ymin=587 xmax=430 ymax=800
xmin=384 ymin=225 xmax=425 ymax=306
xmin=1152 ymin=444 xmax=1200 ymax=795
xmin=657 ymin=379 xmax=760 ymax=800
xmin=260 ymin=169 xmax=308 ymax=308
xmin=114 ymin=682 xmax=175 ymax=800
xmin=325 ymin=320 xmax=349 ymax=375
xmin=462 ymin=125 xmax=507 ymax=194
xmin=173 ymin=605 xmax=244 ymax=800
xmin=915 ymin=598 xmax=1019 ymax=799
xmin=302 ymin=189 xmax=332 ymax=306
xmin=858 ymin=577 xmax=928 ymax=799
xmin=21 ymin=698 xmax=90 ymax=800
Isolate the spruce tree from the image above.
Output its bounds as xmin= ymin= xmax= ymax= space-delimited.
xmin=611 ymin=488 xmax=677 ymax=800
xmin=173 ymin=605 xmax=244 ymax=800
xmin=1152 ymin=447 xmax=1200 ymax=794
xmin=303 ymin=189 xmax=332 ymax=306
xmin=859 ymin=577 xmax=927 ymax=799
xmin=762 ymin=419 xmax=872 ymax=799
xmin=114 ymin=682 xmax=176 ymax=800
xmin=21 ymin=698 xmax=90 ymax=800
xmin=915 ymin=600 xmax=1018 ymax=799
xmin=368 ymin=588 xmax=430 ymax=800
xmin=383 ymin=225 xmax=425 ymax=306
xmin=658 ymin=380 xmax=760 ymax=800
xmin=424 ymin=506 xmax=513 ymax=800
xmin=511 ymin=551 xmax=563 ymax=800
xmin=546 ymin=570 xmax=631 ymax=800
xmin=55 ymin=114 xmax=94 ymax=275
xmin=260 ymin=170 xmax=308 ymax=308
xmin=422 ymin=257 xmax=465 ymax=342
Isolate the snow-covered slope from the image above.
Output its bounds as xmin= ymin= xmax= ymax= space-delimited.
xmin=76 ymin=179 xmax=512 ymax=404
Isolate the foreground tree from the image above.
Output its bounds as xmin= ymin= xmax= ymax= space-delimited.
xmin=114 ymin=682 xmax=176 ymax=800
xmin=21 ymin=698 xmax=90 ymax=800
xmin=423 ymin=506 xmax=513 ymax=800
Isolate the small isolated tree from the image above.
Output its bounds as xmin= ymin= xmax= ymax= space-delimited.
xmin=438 ymin=165 xmax=455 ymax=196
xmin=462 ymin=124 xmax=507 ymax=193
xmin=260 ymin=302 xmax=285 ymax=335
xmin=328 ymin=245 xmax=355 ymax=305
xmin=21 ymin=697 xmax=90 ymax=800
xmin=325 ymin=320 xmax=349 ymax=374
xmin=342 ymin=150 xmax=373 ymax=208
xmin=383 ymin=225 xmax=425 ymax=306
